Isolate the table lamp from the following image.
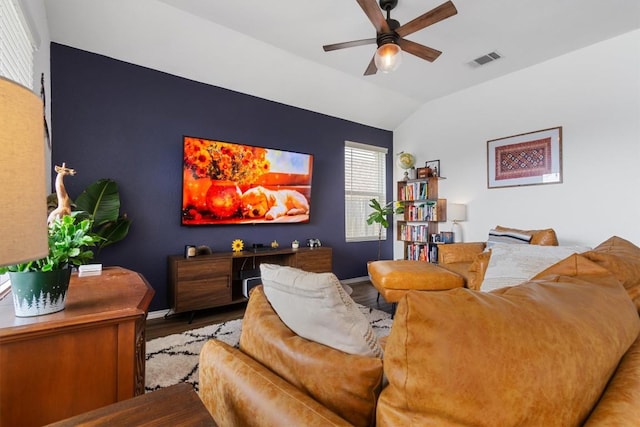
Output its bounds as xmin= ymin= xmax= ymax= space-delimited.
xmin=0 ymin=77 xmax=48 ymax=269
xmin=448 ymin=203 xmax=467 ymax=243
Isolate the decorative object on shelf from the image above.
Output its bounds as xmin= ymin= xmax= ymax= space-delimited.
xmin=487 ymin=127 xmax=563 ymax=189
xmin=416 ymin=167 xmax=430 ymax=179
xmin=408 ymin=167 xmax=417 ymax=180
xmin=231 ymin=239 xmax=244 ymax=252
xmin=439 ymin=231 xmax=454 ymax=243
xmin=292 ymin=240 xmax=300 ymax=249
xmin=271 ymin=240 xmax=279 ymax=249
xmin=306 ymin=238 xmax=322 ymax=248
xmin=448 ymin=203 xmax=467 ymax=243
xmin=184 ymin=245 xmax=196 ymax=258
xmin=425 ymin=160 xmax=440 ymax=178
xmin=396 ymin=151 xmax=416 ymax=181
xmin=196 ymin=245 xmax=212 ymax=255
xmin=1 ymin=212 xmax=101 ymax=317
xmin=47 ymin=163 xmax=76 ymax=225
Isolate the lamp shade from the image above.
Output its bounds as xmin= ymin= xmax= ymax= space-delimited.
xmin=374 ymin=43 xmax=402 ymax=73
xmin=448 ymin=203 xmax=467 ymax=222
xmin=0 ymin=77 xmax=48 ymax=267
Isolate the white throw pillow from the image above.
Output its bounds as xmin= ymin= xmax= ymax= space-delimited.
xmin=260 ymin=264 xmax=383 ymax=358
xmin=481 ymin=244 xmax=591 ymax=292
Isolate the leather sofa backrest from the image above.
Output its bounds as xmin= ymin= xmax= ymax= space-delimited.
xmin=494 ymin=225 xmax=559 ymax=246
xmin=378 ymin=255 xmax=640 ymax=426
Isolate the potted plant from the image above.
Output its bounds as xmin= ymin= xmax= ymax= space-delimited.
xmin=0 ymin=212 xmax=101 ymax=317
xmin=74 ymin=178 xmax=131 ymax=255
xmin=366 ymin=198 xmax=403 ymax=260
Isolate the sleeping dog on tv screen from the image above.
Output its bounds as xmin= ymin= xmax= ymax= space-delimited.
xmin=241 ymin=186 xmax=309 ymax=220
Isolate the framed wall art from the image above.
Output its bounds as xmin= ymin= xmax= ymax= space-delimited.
xmin=487 ymin=127 xmax=562 ymax=189
xmin=425 ymin=159 xmax=440 ymax=177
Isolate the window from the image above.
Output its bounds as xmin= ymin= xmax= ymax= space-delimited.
xmin=0 ymin=0 xmax=36 ymax=88
xmin=344 ymin=141 xmax=388 ymax=242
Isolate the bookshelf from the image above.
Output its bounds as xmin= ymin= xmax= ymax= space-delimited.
xmin=396 ymin=177 xmax=447 ymax=262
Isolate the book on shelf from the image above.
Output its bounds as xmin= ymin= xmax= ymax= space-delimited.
xmin=400 ymin=182 xmax=428 ymax=201
xmin=404 ymin=200 xmax=438 ymax=221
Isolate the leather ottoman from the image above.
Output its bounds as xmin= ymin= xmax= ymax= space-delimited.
xmin=368 ymin=260 xmax=464 ymax=307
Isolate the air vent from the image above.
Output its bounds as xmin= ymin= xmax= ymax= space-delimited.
xmin=469 ymin=51 xmax=502 ymax=67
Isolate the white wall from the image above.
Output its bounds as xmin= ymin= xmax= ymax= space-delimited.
xmin=19 ymin=0 xmax=52 ymax=189
xmin=394 ymin=29 xmax=640 ymax=255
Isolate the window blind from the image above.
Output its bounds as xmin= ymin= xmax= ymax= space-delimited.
xmin=344 ymin=141 xmax=388 ymax=242
xmin=0 ymin=0 xmax=35 ymax=88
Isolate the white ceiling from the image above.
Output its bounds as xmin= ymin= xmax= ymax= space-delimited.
xmin=44 ymin=0 xmax=640 ymax=130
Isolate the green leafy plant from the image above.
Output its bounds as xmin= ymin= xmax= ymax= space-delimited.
xmin=366 ymin=198 xmax=404 ymax=260
xmin=74 ymin=179 xmax=131 ymax=254
xmin=0 ymin=212 xmax=101 ymax=273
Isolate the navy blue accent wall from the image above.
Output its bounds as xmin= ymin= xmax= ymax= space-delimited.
xmin=50 ymin=43 xmax=394 ymax=311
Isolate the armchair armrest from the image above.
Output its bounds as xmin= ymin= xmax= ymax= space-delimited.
xmin=199 ymin=340 xmax=352 ymax=427
xmin=438 ymin=242 xmax=486 ymax=264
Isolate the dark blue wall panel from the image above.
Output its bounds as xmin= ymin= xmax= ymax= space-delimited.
xmin=50 ymin=43 xmax=394 ymax=311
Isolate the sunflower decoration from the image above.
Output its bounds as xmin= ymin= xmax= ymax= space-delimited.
xmin=231 ymin=239 xmax=244 ymax=252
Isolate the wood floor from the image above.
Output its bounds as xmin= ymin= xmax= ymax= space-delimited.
xmin=146 ymin=280 xmax=393 ymax=340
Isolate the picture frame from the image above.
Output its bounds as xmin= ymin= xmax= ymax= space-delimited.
xmin=487 ymin=127 xmax=562 ymax=189
xmin=425 ymin=160 xmax=440 ymax=177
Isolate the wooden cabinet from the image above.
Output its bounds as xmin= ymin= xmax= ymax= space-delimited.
xmin=168 ymin=247 xmax=332 ymax=314
xmin=294 ymin=247 xmax=333 ymax=272
xmin=0 ymin=267 xmax=154 ymax=427
xmin=397 ymin=177 xmax=447 ymax=262
xmin=168 ymin=254 xmax=232 ymax=313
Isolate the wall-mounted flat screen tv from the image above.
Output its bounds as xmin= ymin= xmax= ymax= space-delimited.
xmin=182 ymin=136 xmax=313 ymax=225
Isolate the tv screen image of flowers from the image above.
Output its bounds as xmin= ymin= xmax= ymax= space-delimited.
xmin=182 ymin=136 xmax=313 ymax=225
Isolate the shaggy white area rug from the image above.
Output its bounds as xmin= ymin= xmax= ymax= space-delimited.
xmin=145 ymin=304 xmax=392 ymax=392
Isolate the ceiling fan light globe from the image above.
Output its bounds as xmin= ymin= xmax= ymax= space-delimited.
xmin=374 ymin=43 xmax=402 ymax=73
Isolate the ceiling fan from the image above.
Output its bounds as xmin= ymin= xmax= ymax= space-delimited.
xmin=323 ymin=0 xmax=458 ymax=75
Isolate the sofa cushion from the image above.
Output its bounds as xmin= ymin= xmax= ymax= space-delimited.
xmin=581 ymin=236 xmax=640 ymax=311
xmin=487 ymin=228 xmax=532 ymax=246
xmin=377 ymin=265 xmax=640 ymax=427
xmin=480 ymin=243 xmax=590 ymax=291
xmin=199 ymin=340 xmax=353 ymax=427
xmin=240 ymin=286 xmax=383 ymax=427
xmin=584 ymin=334 xmax=640 ymax=426
xmin=260 ymin=264 xmax=382 ymax=357
xmin=494 ymin=225 xmax=559 ymax=245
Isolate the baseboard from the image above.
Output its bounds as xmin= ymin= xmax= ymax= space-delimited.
xmin=147 ymin=309 xmax=170 ymax=320
xmin=341 ymin=276 xmax=370 ymax=285
xmin=146 ymin=276 xmax=371 ymax=320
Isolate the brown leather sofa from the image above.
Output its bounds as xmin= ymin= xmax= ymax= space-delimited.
xmin=436 ymin=225 xmax=560 ymax=290
xmin=199 ymin=235 xmax=640 ymax=426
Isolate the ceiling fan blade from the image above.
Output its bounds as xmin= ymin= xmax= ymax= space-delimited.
xmin=364 ymin=55 xmax=378 ymax=75
xmin=356 ymin=0 xmax=390 ymax=34
xmin=323 ymin=38 xmax=377 ymax=52
xmin=398 ymin=38 xmax=442 ymax=62
xmin=396 ymin=0 xmax=458 ymax=38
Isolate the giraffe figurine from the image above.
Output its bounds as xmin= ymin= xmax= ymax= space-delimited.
xmin=47 ymin=163 xmax=76 ymax=225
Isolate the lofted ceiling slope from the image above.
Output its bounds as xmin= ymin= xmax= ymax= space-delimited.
xmin=44 ymin=0 xmax=640 ymax=130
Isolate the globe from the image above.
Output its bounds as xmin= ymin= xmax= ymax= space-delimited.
xmin=396 ymin=152 xmax=416 ymax=170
